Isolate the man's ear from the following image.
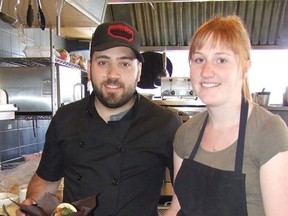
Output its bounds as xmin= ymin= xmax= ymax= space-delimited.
xmin=87 ymin=60 xmax=91 ymax=81
xmin=137 ymin=63 xmax=142 ymax=82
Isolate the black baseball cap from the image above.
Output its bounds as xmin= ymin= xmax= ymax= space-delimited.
xmin=90 ymin=21 xmax=144 ymax=62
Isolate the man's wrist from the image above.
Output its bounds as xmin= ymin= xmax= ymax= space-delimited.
xmin=23 ymin=197 xmax=37 ymax=205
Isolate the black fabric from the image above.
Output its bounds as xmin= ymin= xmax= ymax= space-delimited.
xmin=174 ymin=98 xmax=249 ymax=216
xmin=137 ymin=52 xmax=173 ymax=89
xmin=36 ymin=91 xmax=182 ymax=216
xmin=90 ymin=22 xmax=144 ymax=62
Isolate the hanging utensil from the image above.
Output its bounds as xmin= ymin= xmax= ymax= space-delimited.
xmin=14 ymin=0 xmax=26 ymax=43
xmin=53 ymin=0 xmax=66 ymax=36
xmin=26 ymin=0 xmax=33 ymax=27
xmin=162 ymin=50 xmax=169 ymax=77
xmin=0 ymin=0 xmax=17 ymax=25
xmin=36 ymin=0 xmax=45 ymax=30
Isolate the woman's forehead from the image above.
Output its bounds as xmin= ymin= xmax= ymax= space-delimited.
xmin=196 ymin=38 xmax=232 ymax=51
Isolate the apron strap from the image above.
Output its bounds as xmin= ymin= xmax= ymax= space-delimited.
xmin=235 ymin=97 xmax=249 ymax=173
xmin=189 ymin=115 xmax=208 ymax=159
xmin=189 ymin=97 xmax=249 ymax=175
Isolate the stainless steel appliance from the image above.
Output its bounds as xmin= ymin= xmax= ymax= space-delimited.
xmin=153 ymin=99 xmax=206 ymax=122
xmin=155 ymin=77 xmax=206 ymax=214
xmin=160 ymin=77 xmax=197 ymax=99
xmin=0 ymin=58 xmax=86 ymax=117
xmin=153 ymin=77 xmax=206 ymax=189
xmin=153 ymin=77 xmax=206 ymax=122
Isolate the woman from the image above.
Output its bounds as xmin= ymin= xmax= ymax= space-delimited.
xmin=164 ymin=15 xmax=288 ymax=216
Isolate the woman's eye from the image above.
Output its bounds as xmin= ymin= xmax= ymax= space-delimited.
xmin=217 ymin=58 xmax=227 ymax=64
xmin=194 ymin=58 xmax=204 ymax=64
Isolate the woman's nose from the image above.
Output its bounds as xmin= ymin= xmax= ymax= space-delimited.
xmin=201 ymin=62 xmax=214 ymax=78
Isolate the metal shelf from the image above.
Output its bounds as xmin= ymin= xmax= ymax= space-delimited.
xmin=0 ymin=57 xmax=85 ymax=70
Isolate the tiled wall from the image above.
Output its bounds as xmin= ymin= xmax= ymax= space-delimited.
xmin=0 ymin=20 xmax=67 ymax=165
xmin=0 ymin=119 xmax=50 ymax=163
xmin=0 ymin=20 xmax=67 ymax=57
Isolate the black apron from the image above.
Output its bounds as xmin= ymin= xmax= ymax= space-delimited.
xmin=174 ymin=98 xmax=249 ymax=216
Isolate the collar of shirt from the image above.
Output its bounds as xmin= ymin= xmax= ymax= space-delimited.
xmin=86 ymin=91 xmax=140 ymax=121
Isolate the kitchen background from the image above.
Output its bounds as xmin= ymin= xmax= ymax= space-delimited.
xmin=0 ymin=21 xmax=90 ymax=166
xmin=138 ymin=49 xmax=288 ymax=105
xmin=0 ymin=0 xmax=288 ymax=166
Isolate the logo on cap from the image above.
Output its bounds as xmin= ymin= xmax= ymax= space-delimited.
xmin=108 ymin=24 xmax=134 ymax=42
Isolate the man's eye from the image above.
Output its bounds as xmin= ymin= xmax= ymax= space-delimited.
xmin=119 ymin=62 xmax=130 ymax=67
xmin=98 ymin=61 xmax=108 ymax=66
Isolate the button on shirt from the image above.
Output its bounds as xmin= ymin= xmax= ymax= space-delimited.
xmin=36 ymin=91 xmax=182 ymax=216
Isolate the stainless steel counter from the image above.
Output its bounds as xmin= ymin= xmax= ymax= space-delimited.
xmin=263 ymin=105 xmax=288 ymax=126
xmin=264 ymin=105 xmax=288 ymax=111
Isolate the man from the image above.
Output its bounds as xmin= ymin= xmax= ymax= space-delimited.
xmin=17 ymin=21 xmax=182 ymax=216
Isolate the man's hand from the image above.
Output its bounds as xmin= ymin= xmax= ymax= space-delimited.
xmin=15 ymin=197 xmax=37 ymax=216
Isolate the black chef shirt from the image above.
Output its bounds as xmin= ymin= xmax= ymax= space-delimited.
xmin=36 ymin=91 xmax=182 ymax=216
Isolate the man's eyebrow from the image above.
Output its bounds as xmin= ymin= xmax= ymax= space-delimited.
xmin=94 ymin=55 xmax=135 ymax=60
xmin=94 ymin=55 xmax=110 ymax=59
xmin=118 ymin=56 xmax=135 ymax=61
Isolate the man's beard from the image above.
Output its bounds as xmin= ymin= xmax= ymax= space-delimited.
xmin=92 ymin=78 xmax=137 ymax=108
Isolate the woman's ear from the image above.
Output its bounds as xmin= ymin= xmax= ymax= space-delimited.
xmin=246 ymin=60 xmax=251 ymax=71
xmin=242 ymin=59 xmax=251 ymax=79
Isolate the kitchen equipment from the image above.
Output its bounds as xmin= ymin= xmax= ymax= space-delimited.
xmin=153 ymin=101 xmax=206 ymax=122
xmin=0 ymin=88 xmax=18 ymax=120
xmin=160 ymin=77 xmax=197 ymax=99
xmin=14 ymin=0 xmax=26 ymax=44
xmin=283 ymin=86 xmax=288 ymax=106
xmin=0 ymin=88 xmax=7 ymax=104
xmin=53 ymin=0 xmax=66 ymax=36
xmin=0 ymin=0 xmax=17 ymax=25
xmin=0 ymin=58 xmax=86 ymax=117
xmin=0 ymin=0 xmax=25 ymax=43
xmin=36 ymin=0 xmax=45 ymax=30
xmin=26 ymin=0 xmax=33 ymax=27
xmin=255 ymin=91 xmax=270 ymax=106
xmin=73 ymin=83 xmax=85 ymax=101
xmin=141 ymin=93 xmax=154 ymax=100
xmin=152 ymin=76 xmax=205 ymax=122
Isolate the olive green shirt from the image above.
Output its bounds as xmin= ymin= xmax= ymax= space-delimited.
xmin=173 ymin=104 xmax=288 ymax=216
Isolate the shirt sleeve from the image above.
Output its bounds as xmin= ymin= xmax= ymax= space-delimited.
xmin=36 ymin=113 xmax=64 ymax=181
xmin=247 ymin=108 xmax=288 ymax=167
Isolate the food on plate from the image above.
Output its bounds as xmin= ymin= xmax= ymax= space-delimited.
xmin=52 ymin=203 xmax=77 ymax=216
